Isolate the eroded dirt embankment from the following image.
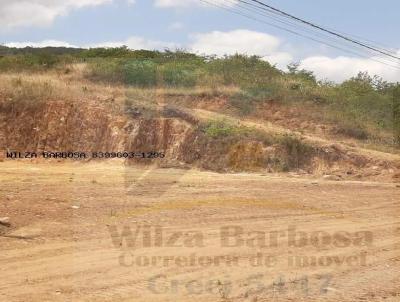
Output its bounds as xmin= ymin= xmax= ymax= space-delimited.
xmin=0 ymin=99 xmax=399 ymax=180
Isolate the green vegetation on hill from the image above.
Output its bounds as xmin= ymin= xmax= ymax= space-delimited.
xmin=0 ymin=45 xmax=399 ymax=149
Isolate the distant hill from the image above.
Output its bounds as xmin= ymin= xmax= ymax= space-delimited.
xmin=0 ymin=45 xmax=85 ymax=56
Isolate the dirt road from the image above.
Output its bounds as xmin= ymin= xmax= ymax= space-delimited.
xmin=1 ymin=161 xmax=399 ymax=301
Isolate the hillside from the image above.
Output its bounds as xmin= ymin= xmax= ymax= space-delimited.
xmin=0 ymin=48 xmax=399 ymax=181
xmin=1 ymin=47 xmax=400 ymax=302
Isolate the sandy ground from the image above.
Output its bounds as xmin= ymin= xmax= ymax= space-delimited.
xmin=1 ymin=161 xmax=400 ymax=302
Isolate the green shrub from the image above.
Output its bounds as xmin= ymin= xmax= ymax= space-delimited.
xmin=206 ymin=54 xmax=281 ymax=86
xmin=80 ymin=46 xmax=161 ymax=59
xmin=287 ymin=62 xmax=317 ymax=84
xmin=122 ymin=60 xmax=157 ymax=87
xmin=0 ymin=53 xmax=63 ymax=72
xmin=160 ymin=62 xmax=197 ymax=87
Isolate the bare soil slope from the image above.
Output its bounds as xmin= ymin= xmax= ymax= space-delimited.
xmin=1 ymin=96 xmax=399 ymax=180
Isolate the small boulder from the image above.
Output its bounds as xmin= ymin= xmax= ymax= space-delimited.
xmin=323 ymin=175 xmax=341 ymax=181
xmin=0 ymin=217 xmax=10 ymax=226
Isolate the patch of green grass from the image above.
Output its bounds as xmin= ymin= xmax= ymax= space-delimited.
xmin=201 ymin=119 xmax=239 ymax=139
xmin=230 ymin=85 xmax=280 ymax=115
xmin=199 ymin=120 xmax=316 ymax=171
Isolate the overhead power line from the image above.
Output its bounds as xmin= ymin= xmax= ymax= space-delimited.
xmin=225 ymin=0 xmax=400 ymax=65
xmin=247 ymin=0 xmax=400 ymax=61
xmin=199 ymin=0 xmax=400 ymax=70
xmin=235 ymin=0 xmax=398 ymax=57
xmin=230 ymin=0 xmax=392 ymax=58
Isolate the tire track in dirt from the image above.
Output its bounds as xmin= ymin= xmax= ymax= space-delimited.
xmin=0 ymin=162 xmax=399 ymax=301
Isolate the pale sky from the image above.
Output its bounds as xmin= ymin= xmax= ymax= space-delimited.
xmin=1 ymin=0 xmax=399 ymax=82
